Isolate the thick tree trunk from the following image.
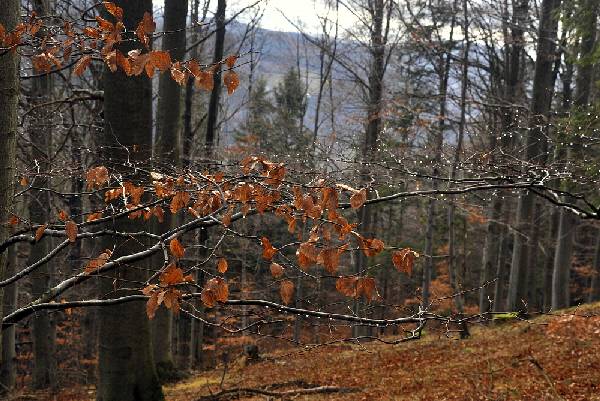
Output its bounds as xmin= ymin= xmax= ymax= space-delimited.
xmin=0 ymin=0 xmax=20 ymax=377
xmin=507 ymin=0 xmax=561 ymax=311
xmin=97 ymin=1 xmax=163 ymax=400
xmin=0 ymin=247 xmax=17 ymax=391
xmin=480 ymin=197 xmax=502 ymax=312
xmin=153 ymin=0 xmax=188 ymax=380
xmin=28 ymin=0 xmax=57 ymax=389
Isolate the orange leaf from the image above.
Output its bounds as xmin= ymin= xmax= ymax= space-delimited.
xmin=280 ymin=280 xmax=294 ymax=305
xmin=356 ymin=277 xmax=376 ymax=302
xmin=150 ymin=50 xmax=171 ymax=72
xmin=392 ymin=248 xmax=418 ymax=276
xmin=317 ymin=248 xmax=340 ymax=273
xmin=58 ymin=210 xmax=69 ymax=221
xmin=169 ymin=238 xmax=185 ymax=259
xmin=225 ymin=54 xmax=237 ymax=68
xmin=270 ymin=262 xmax=284 ymax=278
xmin=223 ymin=70 xmax=239 ymax=95
xmin=146 ymin=292 xmax=159 ymax=319
xmin=261 ymin=237 xmax=277 ymax=260
xmin=350 ymin=188 xmax=367 ymax=209
xmin=86 ymin=212 xmax=103 ymax=222
xmin=195 ymin=70 xmax=214 ymax=91
xmin=103 ymin=2 xmax=123 ymax=20
xmin=84 ymin=249 xmax=112 ymax=273
xmin=65 ymin=220 xmax=78 ymax=242
xmin=34 ymin=224 xmax=47 ymax=242
xmin=201 ymin=277 xmax=229 ymax=308
xmin=74 ymin=54 xmax=92 ymax=76
xmin=336 ymin=276 xmax=358 ymax=298
xmin=85 ymin=166 xmax=109 ymax=189
xmin=159 ymin=263 xmax=185 ymax=285
xmin=217 ymin=257 xmax=228 ymax=274
xmin=170 ymin=191 xmax=190 ymax=213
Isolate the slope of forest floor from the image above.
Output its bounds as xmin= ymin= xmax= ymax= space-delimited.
xmin=164 ymin=304 xmax=600 ymax=401
xmin=10 ymin=303 xmax=600 ymax=401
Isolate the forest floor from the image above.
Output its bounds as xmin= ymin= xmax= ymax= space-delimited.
xmin=10 ymin=303 xmax=600 ymax=401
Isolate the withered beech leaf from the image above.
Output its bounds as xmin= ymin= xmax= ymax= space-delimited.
xmin=270 ymin=262 xmax=284 ymax=278
xmin=65 ymin=220 xmax=78 ymax=242
xmin=159 ymin=263 xmax=185 ymax=286
xmin=74 ymin=54 xmax=92 ymax=76
xmin=84 ymin=249 xmax=112 ymax=273
xmin=223 ymin=70 xmax=239 ymax=95
xmin=169 ymin=238 xmax=185 ymax=259
xmin=34 ymin=224 xmax=47 ymax=242
xmin=350 ymin=188 xmax=367 ymax=209
xmin=392 ymin=248 xmax=419 ymax=276
xmin=261 ymin=237 xmax=277 ymax=260
xmin=146 ymin=292 xmax=159 ymax=319
xmin=217 ymin=257 xmax=228 ymax=274
xmin=280 ymin=280 xmax=294 ymax=305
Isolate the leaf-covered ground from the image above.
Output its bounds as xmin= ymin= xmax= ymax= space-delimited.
xmin=10 ymin=304 xmax=600 ymax=401
xmin=165 ymin=305 xmax=600 ymax=401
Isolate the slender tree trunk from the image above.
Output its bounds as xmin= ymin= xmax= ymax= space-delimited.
xmin=205 ymin=0 xmax=226 ymax=154
xmin=447 ymin=0 xmax=469 ymax=313
xmin=153 ymin=0 xmax=188 ymax=379
xmin=423 ymin=1 xmax=458 ymax=308
xmin=507 ymin=0 xmax=562 ymax=311
xmin=97 ymin=1 xmax=163 ymax=400
xmin=588 ymin=231 xmax=600 ymax=302
xmin=0 ymin=0 xmax=20 ymax=380
xmin=552 ymin=0 xmax=597 ymax=309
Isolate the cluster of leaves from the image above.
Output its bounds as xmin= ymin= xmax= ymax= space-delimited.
xmin=0 ymin=2 xmax=240 ymax=94
xmin=13 ymin=153 xmax=420 ymax=319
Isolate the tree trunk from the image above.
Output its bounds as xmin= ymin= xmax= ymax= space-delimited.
xmin=552 ymin=0 xmax=597 ymax=310
xmin=28 ymin=0 xmax=57 ymax=389
xmin=0 ymin=0 xmax=20 ymax=377
xmin=97 ymin=1 xmax=163 ymax=400
xmin=153 ymin=0 xmax=188 ymax=380
xmin=205 ymin=0 xmax=226 ymax=154
xmin=507 ymin=0 xmax=561 ymax=311
xmin=0 ymin=247 xmax=17 ymax=392
xmin=447 ymin=0 xmax=469 ymax=313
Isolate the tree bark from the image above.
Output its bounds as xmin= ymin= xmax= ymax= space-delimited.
xmin=204 ymin=0 xmax=226 ymax=154
xmin=0 ymin=0 xmax=20 ymax=377
xmin=0 ymin=247 xmax=17 ymax=392
xmin=552 ymin=0 xmax=597 ymax=310
xmin=507 ymin=0 xmax=562 ymax=311
xmin=153 ymin=0 xmax=188 ymax=380
xmin=97 ymin=1 xmax=163 ymax=400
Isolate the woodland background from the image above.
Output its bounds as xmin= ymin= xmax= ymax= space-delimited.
xmin=1 ymin=0 xmax=600 ymax=400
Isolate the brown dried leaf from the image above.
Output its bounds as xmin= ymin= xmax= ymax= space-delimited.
xmin=74 ymin=54 xmax=92 ymax=76
xmin=270 ymin=262 xmax=284 ymax=278
xmin=350 ymin=188 xmax=367 ymax=209
xmin=261 ymin=237 xmax=277 ymax=260
xmin=280 ymin=280 xmax=294 ymax=305
xmin=35 ymin=224 xmax=47 ymax=242
xmin=392 ymin=248 xmax=418 ymax=276
xmin=169 ymin=239 xmax=185 ymax=259
xmin=65 ymin=220 xmax=78 ymax=242
xmin=217 ymin=257 xmax=228 ymax=274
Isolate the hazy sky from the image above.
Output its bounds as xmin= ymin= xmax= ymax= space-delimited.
xmin=155 ymin=0 xmax=358 ymax=33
